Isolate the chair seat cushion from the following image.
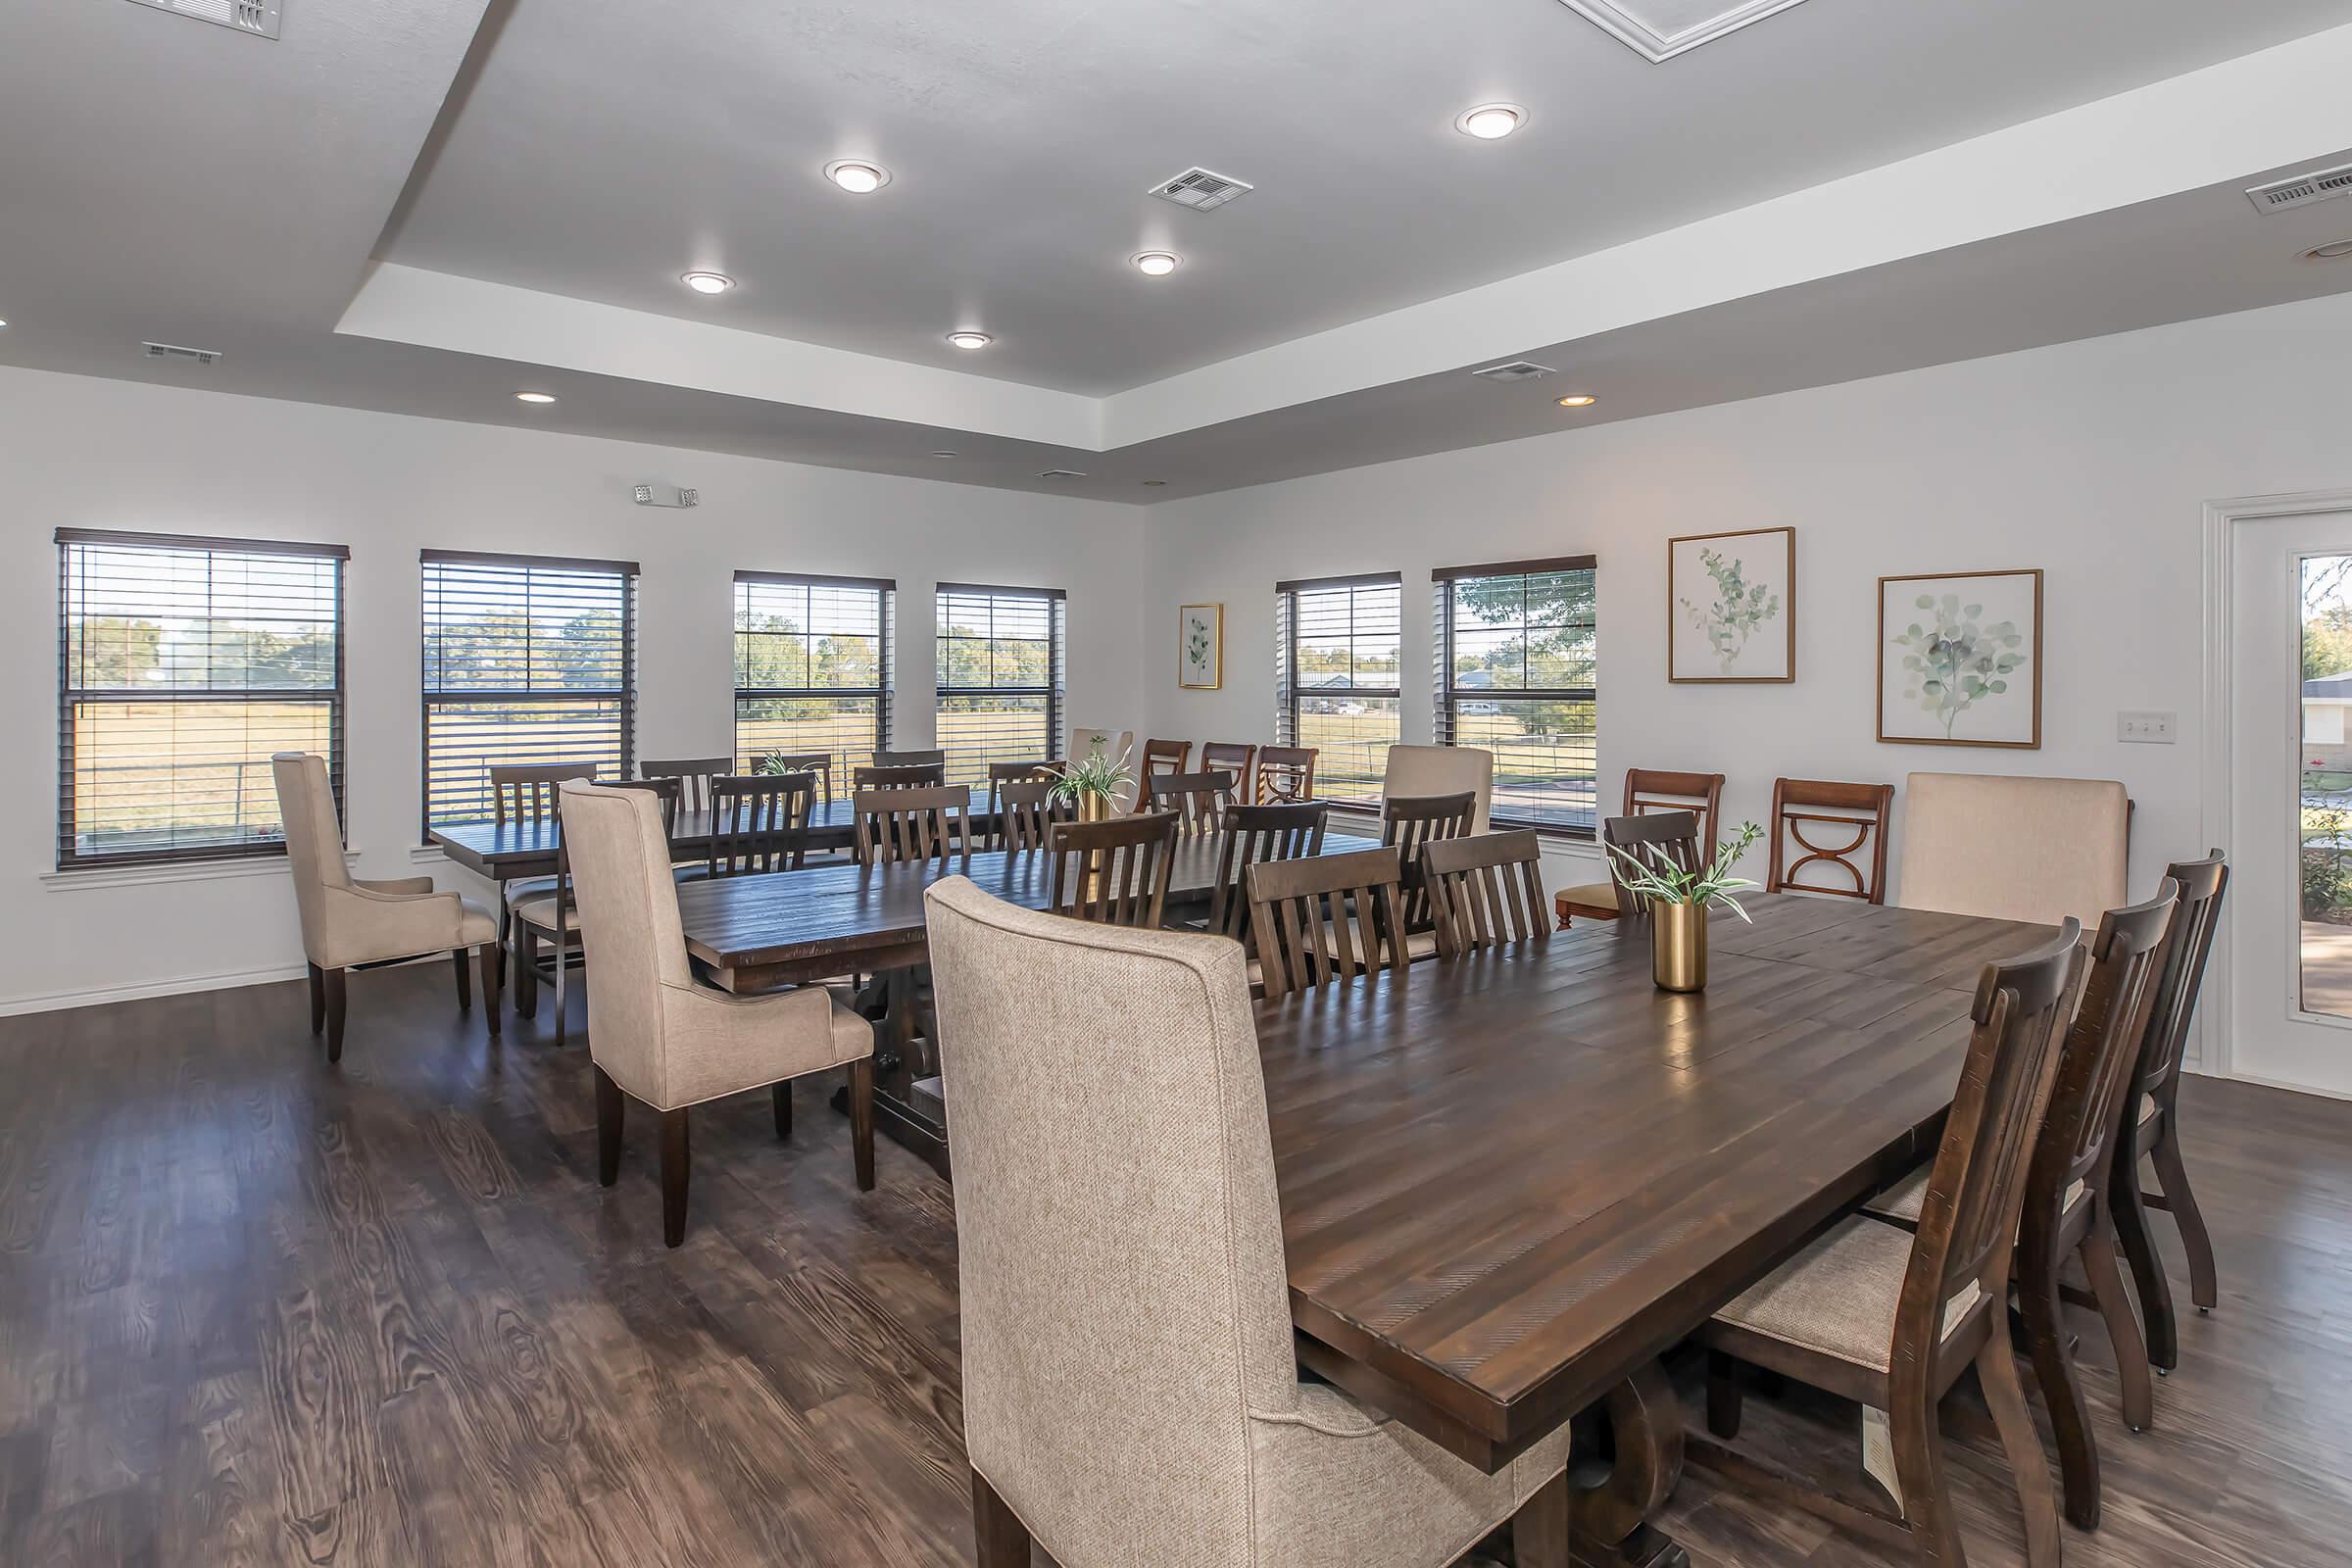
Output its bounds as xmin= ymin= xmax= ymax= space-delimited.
xmin=1863 ymin=1163 xmax=2084 ymax=1226
xmin=1554 ymin=880 xmax=1619 ymax=917
xmin=2140 ymin=1093 xmax=2157 ymax=1125
xmin=1713 ymin=1214 xmax=1983 ymax=1374
xmin=504 ymin=873 xmax=560 ymax=905
xmin=511 ymin=895 xmax=576 ymax=939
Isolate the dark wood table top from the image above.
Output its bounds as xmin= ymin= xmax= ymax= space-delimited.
xmin=1258 ymin=891 xmax=2053 ymax=1472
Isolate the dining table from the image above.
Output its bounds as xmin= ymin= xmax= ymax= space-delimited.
xmin=428 ymin=796 xmax=949 ymax=883
xmin=1256 ymin=891 xmax=2053 ymax=1565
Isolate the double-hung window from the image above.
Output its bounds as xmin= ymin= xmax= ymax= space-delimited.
xmin=57 ymin=528 xmax=348 ymax=867
xmin=420 ymin=550 xmax=637 ymax=829
xmin=1435 ymin=556 xmax=1598 ymax=835
xmin=934 ymin=582 xmax=1065 ymax=789
xmin=1276 ymin=572 xmax=1401 ymax=808
xmin=734 ymin=571 xmax=894 ymax=777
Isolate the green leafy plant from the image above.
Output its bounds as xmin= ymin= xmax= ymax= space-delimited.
xmin=2304 ymin=806 xmax=2352 ymax=917
xmin=1050 ymin=740 xmax=1131 ymax=809
xmin=1605 ymin=819 xmax=1766 ymax=922
xmin=1893 ymin=593 xmax=2028 ymax=740
xmin=1678 ymin=548 xmax=1779 ymax=675
xmin=755 ymin=750 xmax=807 ymax=776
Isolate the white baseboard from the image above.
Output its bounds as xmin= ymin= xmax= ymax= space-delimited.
xmin=0 ymin=960 xmax=313 ymax=1018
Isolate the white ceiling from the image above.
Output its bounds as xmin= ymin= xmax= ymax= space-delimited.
xmin=4 ymin=0 xmax=2352 ymax=507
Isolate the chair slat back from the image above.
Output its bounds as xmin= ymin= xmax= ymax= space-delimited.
xmin=1383 ymin=791 xmax=1477 ymax=929
xmin=638 ymin=756 xmax=732 ymax=815
xmin=873 ymin=749 xmax=949 ymax=771
xmin=1146 ymin=769 xmax=1235 ymax=836
xmin=856 ymin=761 xmax=947 ymax=792
xmin=708 ymin=773 xmax=812 ymax=876
xmin=2034 ymin=883 xmax=2178 ymax=1215
xmin=986 ymin=760 xmax=1066 ymax=844
xmin=1135 ymin=739 xmax=1192 ymax=809
xmin=1047 ymin=811 xmax=1179 ymax=927
xmin=1601 ymin=810 xmax=1704 ymax=929
xmin=1208 ymin=802 xmax=1330 ymax=941
xmin=1247 ymin=846 xmax=1408 ymax=1000
xmin=2132 ymin=851 xmax=2229 ymax=1108
xmin=491 ymin=761 xmax=600 ymax=826
xmin=1200 ymin=743 xmax=1257 ymax=801
xmin=855 ymin=784 xmax=969 ymax=866
xmin=998 ymin=776 xmax=1071 ymax=854
xmin=1626 ymin=767 xmax=1724 ymax=857
xmin=1255 ymin=746 xmax=1318 ymax=804
xmin=748 ymin=752 xmax=835 ymax=806
xmin=1765 ymin=778 xmax=1894 ymax=904
xmin=1425 ymin=830 xmax=1549 ymax=957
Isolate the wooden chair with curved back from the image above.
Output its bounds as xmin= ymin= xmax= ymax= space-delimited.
xmin=1146 ymin=769 xmax=1235 ymax=837
xmin=1254 ymin=746 xmax=1318 ymax=804
xmin=1045 ymin=811 xmax=1179 ymax=927
xmin=1599 ymin=810 xmax=1705 ymax=931
xmin=1557 ymin=769 xmax=1725 ymax=927
xmin=1425 ymin=830 xmax=1551 ymax=958
xmin=1767 ymin=779 xmax=1895 ymax=904
xmin=1200 ymin=743 xmax=1257 ymax=802
xmin=1133 ymin=739 xmax=1193 ymax=810
xmin=1247 ymin=847 xmax=1409 ymax=1001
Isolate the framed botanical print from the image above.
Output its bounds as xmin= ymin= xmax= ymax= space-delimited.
xmin=1877 ymin=568 xmax=2042 ymax=748
xmin=1669 ymin=525 xmax=1794 ymax=682
xmin=1179 ymin=603 xmax=1223 ymax=689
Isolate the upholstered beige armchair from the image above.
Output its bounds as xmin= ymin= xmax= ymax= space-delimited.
xmin=924 ymin=875 xmax=1571 ymax=1568
xmin=271 ymin=752 xmax=499 ymax=1062
xmin=1383 ymin=743 xmax=1494 ymax=832
xmin=556 ymin=780 xmax=877 ymax=1248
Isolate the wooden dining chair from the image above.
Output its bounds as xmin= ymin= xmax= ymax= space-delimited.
xmin=1133 ymin=738 xmax=1192 ymax=810
xmin=1867 ymin=884 xmax=2178 ymax=1530
xmin=747 ymin=751 xmax=835 ymax=805
xmin=856 ymin=760 xmax=946 ymax=791
xmin=1200 ymin=742 xmax=1257 ymax=801
xmin=706 ymin=773 xmax=813 ymax=876
xmin=993 ymin=776 xmax=1070 ymax=853
xmin=1699 ymin=920 xmax=2085 ymax=1568
xmin=855 ymin=784 xmax=970 ymax=866
xmin=1383 ymin=790 xmax=1478 ymax=935
xmin=1254 ymin=745 xmax=1318 ymax=804
xmin=490 ymin=760 xmax=601 ymax=826
xmin=1767 ymin=779 xmax=1896 ymax=904
xmin=1557 ymin=768 xmax=1725 ymax=926
xmin=514 ymin=776 xmax=682 ymax=1048
xmin=1247 ymin=846 xmax=1409 ymax=1001
xmin=1599 ymin=810 xmax=1704 ymax=931
xmin=1145 ymin=768 xmax=1235 ymax=836
xmin=874 ymin=748 xmax=949 ymax=771
xmin=1045 ymin=811 xmax=1179 ymax=927
xmin=1424 ymin=830 xmax=1551 ymax=958
xmin=2113 ymin=850 xmax=2230 ymax=1375
xmin=638 ymin=756 xmax=733 ymax=815
xmin=1206 ymin=802 xmax=1330 ymax=943
xmin=986 ymin=759 xmax=1065 ymax=831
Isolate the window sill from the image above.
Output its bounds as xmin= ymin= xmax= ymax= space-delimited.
xmin=43 ymin=849 xmax=359 ymax=892
xmin=409 ymin=844 xmax=450 ymax=866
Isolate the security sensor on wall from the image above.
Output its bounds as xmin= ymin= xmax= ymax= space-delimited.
xmin=633 ymin=484 xmax=699 ymax=509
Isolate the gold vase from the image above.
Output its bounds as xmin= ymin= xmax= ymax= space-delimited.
xmin=1650 ymin=900 xmax=1708 ymax=993
xmin=1079 ymin=789 xmax=1113 ymax=824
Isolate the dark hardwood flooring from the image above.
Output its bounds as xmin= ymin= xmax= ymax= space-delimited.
xmin=2 ymin=959 xmax=2346 ymax=1566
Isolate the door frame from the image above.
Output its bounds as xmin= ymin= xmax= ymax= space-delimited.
xmin=2202 ymin=486 xmax=2352 ymax=1088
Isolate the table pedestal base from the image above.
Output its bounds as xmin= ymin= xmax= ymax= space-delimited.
xmin=1569 ymin=1362 xmax=1690 ymax=1568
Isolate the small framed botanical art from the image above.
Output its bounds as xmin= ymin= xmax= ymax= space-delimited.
xmin=1668 ymin=525 xmax=1794 ymax=682
xmin=1178 ymin=603 xmax=1223 ymax=689
xmin=1878 ymin=568 xmax=2042 ymax=748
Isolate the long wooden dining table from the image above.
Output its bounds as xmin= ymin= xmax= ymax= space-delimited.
xmin=429 ymin=796 xmax=943 ymax=882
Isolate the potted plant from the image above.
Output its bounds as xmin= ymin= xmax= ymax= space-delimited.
xmin=1606 ymin=820 xmax=1764 ymax=994
xmin=1051 ymin=740 xmax=1132 ymax=823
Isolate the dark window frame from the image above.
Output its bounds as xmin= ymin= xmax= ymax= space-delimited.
xmin=1434 ymin=555 xmax=1598 ymax=840
xmin=732 ymin=569 xmax=896 ymax=772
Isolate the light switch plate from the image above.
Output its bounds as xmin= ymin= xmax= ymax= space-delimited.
xmin=2117 ymin=710 xmax=2177 ymax=744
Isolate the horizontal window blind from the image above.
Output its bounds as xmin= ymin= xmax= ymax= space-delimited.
xmin=57 ymin=529 xmax=347 ymax=867
xmin=1437 ymin=560 xmax=1597 ymax=835
xmin=935 ymin=583 xmax=1065 ymax=791
xmin=420 ymin=551 xmax=637 ymax=828
xmin=735 ymin=571 xmax=894 ymax=786
xmin=1277 ymin=574 xmax=1401 ymax=807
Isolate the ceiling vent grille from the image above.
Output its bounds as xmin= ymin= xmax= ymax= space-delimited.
xmin=2245 ymin=163 xmax=2352 ymax=215
xmin=1471 ymin=361 xmax=1555 ymax=384
xmin=1149 ymin=168 xmax=1252 ymax=214
xmin=123 ymin=0 xmax=282 ymax=40
xmin=143 ymin=341 xmax=220 ymax=366
xmin=1557 ymin=0 xmax=1810 ymax=63
xmin=1037 ymin=468 xmax=1088 ymax=480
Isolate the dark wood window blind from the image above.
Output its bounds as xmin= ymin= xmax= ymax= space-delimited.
xmin=934 ymin=582 xmax=1065 ymax=788
xmin=734 ymin=570 xmax=894 ymax=778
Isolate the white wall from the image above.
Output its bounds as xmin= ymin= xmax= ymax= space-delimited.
xmin=0 ymin=368 xmax=1148 ymax=1011
xmin=1139 ymin=289 xmax=2352 ymax=906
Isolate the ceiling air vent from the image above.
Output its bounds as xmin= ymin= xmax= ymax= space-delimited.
xmin=1149 ymin=168 xmax=1252 ymax=214
xmin=143 ymin=341 xmax=220 ymax=366
xmin=1037 ymin=469 xmax=1088 ymax=480
xmin=1557 ymin=1 xmax=1810 ymax=63
xmin=2245 ymin=162 xmax=2352 ymax=216
xmin=1471 ymin=361 xmax=1555 ymax=384
xmin=123 ymin=0 xmax=283 ymax=40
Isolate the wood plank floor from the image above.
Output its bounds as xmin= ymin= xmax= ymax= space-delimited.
xmin=2 ymin=958 xmax=2346 ymax=1566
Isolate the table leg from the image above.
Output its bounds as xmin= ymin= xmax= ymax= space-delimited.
xmin=831 ymin=964 xmax=951 ymax=1178
xmin=1568 ymin=1361 xmax=1690 ymax=1568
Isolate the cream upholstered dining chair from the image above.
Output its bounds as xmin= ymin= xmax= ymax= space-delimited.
xmin=557 ymin=780 xmax=877 ymax=1248
xmin=272 ymin=752 xmax=500 ymax=1062
xmin=923 ymin=876 xmax=1573 ymax=1568
xmin=1897 ymin=771 xmax=2129 ymax=926
xmin=1382 ymin=744 xmax=1493 ymax=832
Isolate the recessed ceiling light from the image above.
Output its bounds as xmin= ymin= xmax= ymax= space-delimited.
xmin=947 ymin=331 xmax=993 ymax=350
xmin=681 ymin=270 xmax=735 ymax=295
xmin=515 ymin=391 xmax=558 ymax=404
xmin=1132 ymin=251 xmax=1181 ymax=276
xmin=825 ymin=160 xmax=891 ymax=194
xmin=2303 ymin=240 xmax=2352 ymax=261
xmin=1142 ymin=479 xmax=1168 ymax=487
xmin=1556 ymin=394 xmax=1597 ymax=408
xmin=929 ymin=450 xmax=956 ymax=458
xmin=0 ymin=318 xmax=9 ymax=328
xmin=1455 ymin=103 xmax=1528 ymax=140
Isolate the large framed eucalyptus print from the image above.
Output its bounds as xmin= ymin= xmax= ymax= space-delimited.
xmin=1877 ymin=567 xmax=2042 ymax=749
xmin=1668 ymin=525 xmax=1793 ymax=683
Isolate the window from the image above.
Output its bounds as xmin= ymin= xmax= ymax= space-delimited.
xmin=734 ymin=571 xmax=894 ymax=778
xmin=420 ymin=550 xmax=637 ymax=829
xmin=1436 ymin=556 xmax=1598 ymax=835
xmin=57 ymin=529 xmax=348 ymax=868
xmin=1277 ymin=573 xmax=1402 ymax=807
xmin=935 ymin=582 xmax=1065 ymax=789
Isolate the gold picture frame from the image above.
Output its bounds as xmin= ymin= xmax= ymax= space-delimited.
xmin=1179 ymin=603 xmax=1223 ymax=689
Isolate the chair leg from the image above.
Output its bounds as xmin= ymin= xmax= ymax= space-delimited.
xmin=320 ymin=967 xmax=348 ymax=1063
xmin=659 ymin=1107 xmax=690 ymax=1249
xmin=514 ymin=926 xmax=540 ymax=1018
xmin=307 ymin=962 xmax=325 ymax=1034
xmin=771 ymin=1081 xmax=792 ymax=1140
xmin=971 ymin=1470 xmax=1031 ymax=1568
xmin=2082 ymin=1228 xmax=2153 ymax=1433
xmin=2113 ymin=1151 xmax=2179 ymax=1373
xmin=2149 ymin=1126 xmax=2219 ymax=1314
xmin=2018 ymin=1233 xmax=2099 ymax=1531
xmin=595 ymin=1066 xmax=623 ymax=1188
xmin=553 ymin=939 xmax=568 ymax=1049
xmin=477 ymin=943 xmax=501 ymax=1036
xmin=452 ymin=948 xmax=472 ymax=1010
xmin=1706 ymin=1349 xmax=1743 ymax=1440
xmin=1887 ymin=1387 xmax=1962 ymax=1565
xmin=849 ymin=1056 xmax=876 ymax=1193
xmin=1977 ymin=1342 xmax=2062 ymax=1568
xmin=1509 ymin=1466 xmax=1571 ymax=1568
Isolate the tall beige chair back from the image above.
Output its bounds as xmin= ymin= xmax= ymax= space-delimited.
xmin=556 ymin=781 xmax=696 ymax=1099
xmin=1899 ymin=772 xmax=2130 ymax=926
xmin=273 ymin=750 xmax=350 ymax=949
xmin=1381 ymin=743 xmax=1494 ymax=832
